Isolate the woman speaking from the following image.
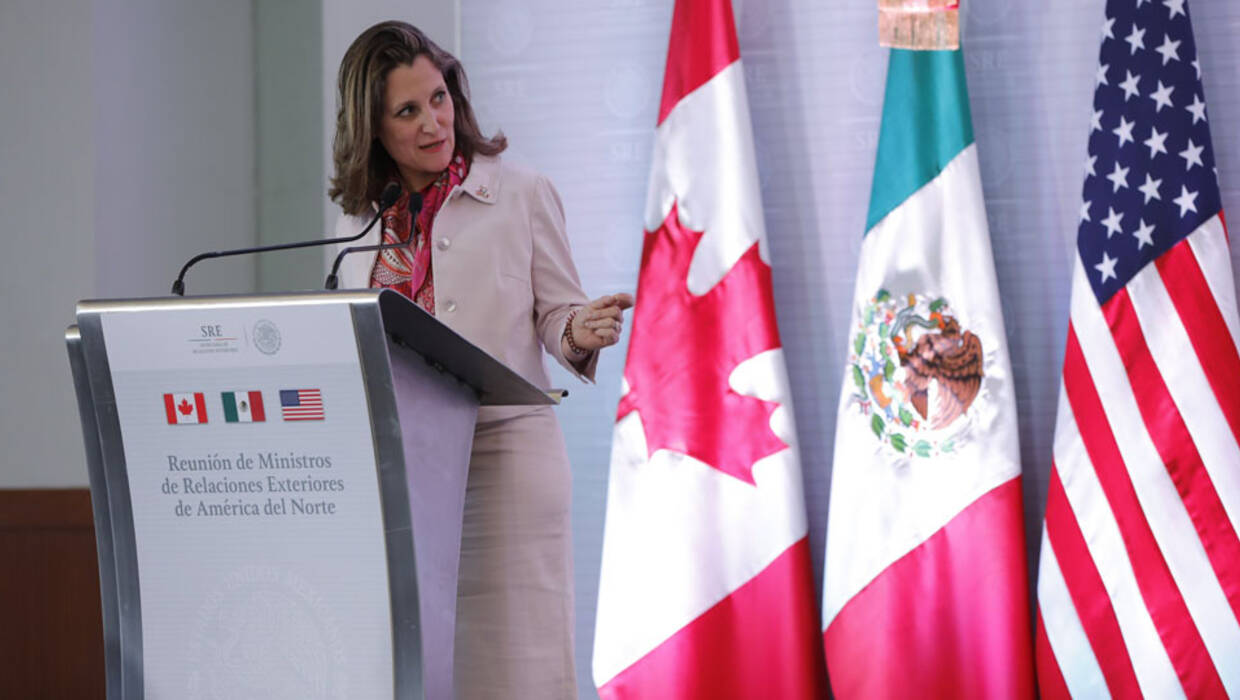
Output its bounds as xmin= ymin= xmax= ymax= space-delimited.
xmin=327 ymin=20 xmax=631 ymax=699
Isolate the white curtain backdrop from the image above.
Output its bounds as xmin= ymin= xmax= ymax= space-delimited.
xmin=457 ymin=1 xmax=1240 ymax=696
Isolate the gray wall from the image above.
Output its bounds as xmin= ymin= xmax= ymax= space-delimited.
xmin=256 ymin=0 xmax=324 ymax=293
xmin=93 ymin=0 xmax=256 ymax=300
xmin=1 ymin=0 xmax=256 ymax=487
xmin=457 ymin=1 xmax=1240 ymax=698
xmin=0 ymin=0 xmax=96 ymax=488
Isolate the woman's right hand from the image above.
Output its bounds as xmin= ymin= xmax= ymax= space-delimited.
xmin=566 ymin=293 xmax=635 ymax=355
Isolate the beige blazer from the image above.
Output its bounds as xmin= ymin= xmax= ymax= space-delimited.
xmin=333 ymin=155 xmax=597 ymax=416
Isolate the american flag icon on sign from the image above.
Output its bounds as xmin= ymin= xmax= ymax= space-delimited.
xmin=280 ymin=389 xmax=324 ymax=421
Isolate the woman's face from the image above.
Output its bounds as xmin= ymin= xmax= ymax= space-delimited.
xmin=378 ymin=55 xmax=456 ymax=192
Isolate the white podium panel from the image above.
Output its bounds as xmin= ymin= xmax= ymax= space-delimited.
xmin=99 ymin=302 xmax=392 ymax=699
xmin=69 ymin=290 xmax=556 ymax=699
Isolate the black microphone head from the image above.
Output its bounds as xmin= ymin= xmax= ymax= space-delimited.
xmin=379 ymin=182 xmax=402 ymax=209
xmin=408 ymin=192 xmax=424 ymax=215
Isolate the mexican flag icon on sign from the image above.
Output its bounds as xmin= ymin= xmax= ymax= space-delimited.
xmin=163 ymin=392 xmax=207 ymax=425
xmin=222 ymin=390 xmax=265 ymax=423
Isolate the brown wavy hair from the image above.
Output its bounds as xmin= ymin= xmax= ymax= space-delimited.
xmin=329 ymin=21 xmax=506 ymax=216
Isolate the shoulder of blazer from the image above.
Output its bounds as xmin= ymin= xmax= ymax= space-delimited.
xmin=459 ymin=154 xmax=553 ymax=202
xmin=458 ymin=154 xmax=504 ymax=205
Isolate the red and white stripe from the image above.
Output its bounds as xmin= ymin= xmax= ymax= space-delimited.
xmin=1037 ymin=215 xmax=1240 ymax=697
xmin=592 ymin=0 xmax=826 ymax=696
xmin=282 ymin=389 xmax=324 ymax=421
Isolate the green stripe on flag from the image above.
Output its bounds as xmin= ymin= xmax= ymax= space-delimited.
xmin=222 ymin=392 xmax=238 ymax=422
xmin=865 ymin=49 xmax=974 ymax=233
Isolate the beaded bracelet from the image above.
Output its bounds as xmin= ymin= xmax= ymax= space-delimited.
xmin=564 ymin=308 xmax=586 ymax=357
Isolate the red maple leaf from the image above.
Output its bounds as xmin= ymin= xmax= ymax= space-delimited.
xmin=178 ymin=398 xmax=194 ymax=416
xmin=617 ymin=201 xmax=787 ymax=485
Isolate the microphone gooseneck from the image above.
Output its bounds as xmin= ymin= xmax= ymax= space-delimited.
xmin=325 ymin=192 xmax=424 ymax=290
xmin=171 ymin=182 xmax=403 ymax=296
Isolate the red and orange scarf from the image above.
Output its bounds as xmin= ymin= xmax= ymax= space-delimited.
xmin=369 ymin=152 xmax=470 ymax=313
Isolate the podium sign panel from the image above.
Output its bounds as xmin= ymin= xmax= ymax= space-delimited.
xmin=98 ymin=302 xmax=392 ymax=698
xmin=70 ymin=290 xmax=555 ymax=699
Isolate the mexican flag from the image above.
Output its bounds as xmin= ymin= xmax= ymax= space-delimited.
xmin=221 ymin=390 xmax=265 ymax=423
xmin=821 ymin=48 xmax=1034 ymax=697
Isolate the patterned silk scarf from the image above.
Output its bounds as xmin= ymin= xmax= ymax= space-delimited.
xmin=369 ymin=152 xmax=470 ymax=313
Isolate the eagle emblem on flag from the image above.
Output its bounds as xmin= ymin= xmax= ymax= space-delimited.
xmin=848 ymin=290 xmax=985 ymax=458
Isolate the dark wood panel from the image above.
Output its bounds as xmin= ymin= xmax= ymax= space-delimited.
xmin=0 ymin=489 xmax=105 ymax=699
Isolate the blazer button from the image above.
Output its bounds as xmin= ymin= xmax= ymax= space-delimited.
xmin=436 ymin=238 xmax=451 ymax=251
xmin=443 ymin=300 xmax=457 ymax=313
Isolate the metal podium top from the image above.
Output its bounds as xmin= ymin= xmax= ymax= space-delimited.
xmin=76 ymin=289 xmax=556 ymax=407
xmin=374 ymin=289 xmax=555 ymax=407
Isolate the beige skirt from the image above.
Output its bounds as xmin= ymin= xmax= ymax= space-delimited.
xmin=454 ymin=407 xmax=576 ymax=699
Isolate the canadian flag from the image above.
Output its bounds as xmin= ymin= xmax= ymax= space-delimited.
xmin=591 ymin=1 xmax=827 ymax=697
xmin=164 ymin=392 xmax=207 ymax=425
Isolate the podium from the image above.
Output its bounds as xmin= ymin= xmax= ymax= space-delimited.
xmin=66 ymin=289 xmax=554 ymax=699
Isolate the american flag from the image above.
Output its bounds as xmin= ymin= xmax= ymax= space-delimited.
xmin=1035 ymin=1 xmax=1240 ymax=698
xmin=279 ymin=389 xmax=324 ymax=421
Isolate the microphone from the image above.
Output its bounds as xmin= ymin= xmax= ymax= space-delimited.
xmin=171 ymin=182 xmax=403 ymax=296
xmin=325 ymin=192 xmax=424 ymax=290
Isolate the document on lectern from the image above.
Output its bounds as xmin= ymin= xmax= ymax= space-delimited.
xmin=100 ymin=302 xmax=393 ymax=699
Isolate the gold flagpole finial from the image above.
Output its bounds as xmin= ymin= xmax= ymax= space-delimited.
xmin=878 ymin=0 xmax=960 ymax=50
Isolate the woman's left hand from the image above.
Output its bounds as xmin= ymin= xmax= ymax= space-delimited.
xmin=566 ymin=293 xmax=635 ymax=355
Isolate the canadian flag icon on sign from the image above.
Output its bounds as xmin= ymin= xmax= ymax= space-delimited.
xmin=163 ymin=392 xmax=207 ymax=425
